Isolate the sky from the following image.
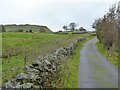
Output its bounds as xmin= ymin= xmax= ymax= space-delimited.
xmin=0 ymin=0 xmax=119 ymax=31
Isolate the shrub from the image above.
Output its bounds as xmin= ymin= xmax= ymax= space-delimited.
xmin=29 ymin=30 xmax=32 ymax=32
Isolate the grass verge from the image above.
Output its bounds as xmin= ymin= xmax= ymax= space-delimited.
xmin=96 ymin=41 xmax=118 ymax=66
xmin=51 ymin=36 xmax=95 ymax=88
xmin=0 ymin=33 xmax=2 ymax=86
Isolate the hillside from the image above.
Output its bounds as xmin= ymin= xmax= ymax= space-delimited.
xmin=0 ymin=24 xmax=52 ymax=33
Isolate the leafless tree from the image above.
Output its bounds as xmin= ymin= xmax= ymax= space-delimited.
xmin=63 ymin=25 xmax=68 ymax=31
xmin=69 ymin=22 xmax=77 ymax=31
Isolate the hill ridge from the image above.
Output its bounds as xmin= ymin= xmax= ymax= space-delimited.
xmin=0 ymin=24 xmax=52 ymax=33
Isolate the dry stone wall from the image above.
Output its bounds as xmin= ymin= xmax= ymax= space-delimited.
xmin=3 ymin=37 xmax=86 ymax=89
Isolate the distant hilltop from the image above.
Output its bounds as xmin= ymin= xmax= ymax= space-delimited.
xmin=0 ymin=24 xmax=52 ymax=33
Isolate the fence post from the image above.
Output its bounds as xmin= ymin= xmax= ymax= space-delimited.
xmin=24 ymin=55 xmax=27 ymax=73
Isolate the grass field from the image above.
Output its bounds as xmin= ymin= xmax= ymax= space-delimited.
xmin=96 ymin=41 xmax=118 ymax=66
xmin=2 ymin=32 xmax=89 ymax=85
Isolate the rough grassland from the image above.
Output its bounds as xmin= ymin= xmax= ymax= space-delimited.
xmin=96 ymin=41 xmax=118 ymax=66
xmin=2 ymin=32 xmax=88 ymax=85
xmin=0 ymin=25 xmax=52 ymax=33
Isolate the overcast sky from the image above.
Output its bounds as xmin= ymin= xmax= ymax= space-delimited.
xmin=0 ymin=0 xmax=119 ymax=31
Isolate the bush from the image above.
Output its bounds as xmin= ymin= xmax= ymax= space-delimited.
xmin=29 ymin=30 xmax=32 ymax=32
xmin=17 ymin=29 xmax=23 ymax=32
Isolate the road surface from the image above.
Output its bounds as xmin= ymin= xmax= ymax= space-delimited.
xmin=78 ymin=38 xmax=118 ymax=88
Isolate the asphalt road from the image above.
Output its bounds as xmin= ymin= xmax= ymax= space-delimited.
xmin=78 ymin=38 xmax=118 ymax=88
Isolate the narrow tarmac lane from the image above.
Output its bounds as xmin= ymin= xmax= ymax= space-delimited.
xmin=78 ymin=38 xmax=118 ymax=88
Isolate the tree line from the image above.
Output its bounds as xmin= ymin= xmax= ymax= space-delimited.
xmin=92 ymin=4 xmax=119 ymax=51
xmin=62 ymin=22 xmax=86 ymax=32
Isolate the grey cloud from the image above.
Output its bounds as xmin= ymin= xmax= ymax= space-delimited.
xmin=0 ymin=0 xmax=117 ymax=31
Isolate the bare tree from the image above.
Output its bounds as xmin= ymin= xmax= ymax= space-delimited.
xmin=117 ymin=1 xmax=120 ymax=29
xmin=69 ymin=22 xmax=77 ymax=31
xmin=92 ymin=4 xmax=118 ymax=50
xmin=63 ymin=25 xmax=68 ymax=31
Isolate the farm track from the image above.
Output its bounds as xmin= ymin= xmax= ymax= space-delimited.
xmin=78 ymin=38 xmax=118 ymax=88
